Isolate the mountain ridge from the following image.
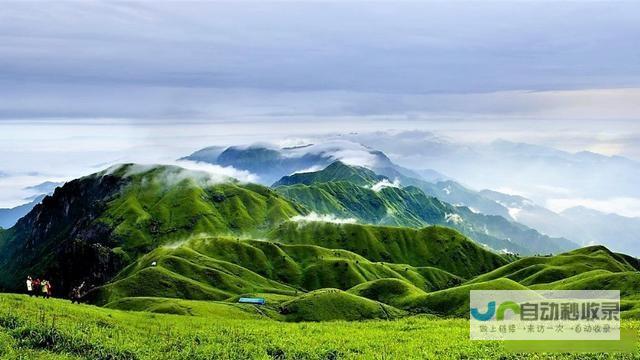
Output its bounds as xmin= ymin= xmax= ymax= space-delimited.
xmin=273 ymin=161 xmax=577 ymax=255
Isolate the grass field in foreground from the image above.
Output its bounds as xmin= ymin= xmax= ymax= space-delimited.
xmin=0 ymin=294 xmax=638 ymax=360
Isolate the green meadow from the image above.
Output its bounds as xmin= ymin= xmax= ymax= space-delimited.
xmin=0 ymin=294 xmax=638 ymax=360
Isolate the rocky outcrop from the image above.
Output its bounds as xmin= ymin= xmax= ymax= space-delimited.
xmin=0 ymin=173 xmax=127 ymax=295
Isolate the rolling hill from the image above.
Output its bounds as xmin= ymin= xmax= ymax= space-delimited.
xmin=348 ymin=247 xmax=640 ymax=318
xmin=88 ymin=228 xmax=639 ymax=320
xmin=279 ymin=288 xmax=405 ymax=322
xmin=89 ymin=232 xmax=471 ymax=305
xmin=401 ymin=278 xmax=530 ymax=317
xmin=467 ymin=246 xmax=640 ymax=287
xmin=347 ymin=278 xmax=427 ymax=308
xmin=269 ymin=221 xmax=508 ymax=279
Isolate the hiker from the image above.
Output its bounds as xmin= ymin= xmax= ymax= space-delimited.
xmin=45 ymin=280 xmax=53 ymax=298
xmin=70 ymin=286 xmax=79 ymax=303
xmin=71 ymin=281 xmax=85 ymax=304
xmin=41 ymin=279 xmax=49 ymax=298
xmin=26 ymin=276 xmax=33 ymax=296
xmin=32 ymin=278 xmax=41 ymax=297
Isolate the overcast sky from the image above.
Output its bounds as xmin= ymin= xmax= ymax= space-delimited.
xmin=1 ymin=1 xmax=639 ymax=211
xmin=1 ymin=1 xmax=640 ymax=118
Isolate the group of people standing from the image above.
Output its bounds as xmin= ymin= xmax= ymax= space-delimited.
xmin=25 ymin=276 xmax=88 ymax=303
xmin=26 ymin=276 xmax=53 ymax=298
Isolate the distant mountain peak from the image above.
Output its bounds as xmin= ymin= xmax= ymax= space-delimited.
xmin=23 ymin=181 xmax=64 ymax=194
xmin=273 ymin=161 xmax=383 ymax=187
xmin=181 ymin=140 xmax=423 ymax=185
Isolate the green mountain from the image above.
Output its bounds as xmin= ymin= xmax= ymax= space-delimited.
xmin=347 ymin=245 xmax=640 ymax=318
xmin=269 ymin=222 xmax=507 ymax=279
xmin=347 ymin=278 xmax=428 ymax=308
xmin=89 ymin=232 xmax=470 ymax=305
xmin=273 ymin=161 xmax=576 ymax=255
xmin=0 ymin=164 xmax=303 ymax=294
xmin=273 ymin=161 xmax=383 ymax=187
xmin=349 ymin=277 xmax=532 ymax=318
xmin=468 ymin=245 xmax=640 ymax=286
xmin=402 ymin=278 xmax=530 ymax=317
xmin=279 ymin=288 xmax=405 ymax=322
xmin=380 ymin=172 xmax=512 ymax=219
xmin=531 ymin=271 xmax=640 ymax=300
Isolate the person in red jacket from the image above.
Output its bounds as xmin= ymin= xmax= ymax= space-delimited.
xmin=32 ymin=278 xmax=41 ymax=297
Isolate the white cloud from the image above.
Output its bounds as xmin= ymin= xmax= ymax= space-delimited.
xmin=546 ymin=197 xmax=640 ymax=218
xmin=507 ymin=207 xmax=522 ymax=221
xmin=291 ymin=212 xmax=357 ymax=224
xmin=103 ymin=160 xmax=260 ymax=187
xmin=445 ymin=213 xmax=463 ymax=225
xmin=499 ymin=248 xmax=515 ymax=255
xmin=170 ymin=160 xmax=259 ymax=184
xmin=284 ymin=140 xmax=381 ymax=168
xmin=291 ymin=165 xmax=324 ymax=175
xmin=162 ymin=233 xmax=213 ymax=250
xmin=370 ymin=178 xmax=401 ymax=192
xmin=494 ymin=187 xmax=529 ymax=197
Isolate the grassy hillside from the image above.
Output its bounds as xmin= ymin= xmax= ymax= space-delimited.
xmin=1 ymin=294 xmax=638 ymax=359
xmin=347 ymin=278 xmax=427 ymax=308
xmin=349 ymin=277 xmax=529 ymax=317
xmin=90 ymin=235 xmax=465 ymax=305
xmin=273 ymin=161 xmax=382 ymax=187
xmin=468 ymin=246 xmax=638 ymax=286
xmin=531 ymin=270 xmax=640 ymax=299
xmin=99 ymin=165 xmax=302 ymax=255
xmin=404 ymin=278 xmax=530 ymax=317
xmin=104 ymin=296 xmax=272 ymax=318
xmin=269 ymin=221 xmax=508 ymax=279
xmin=0 ymin=164 xmax=304 ymax=295
xmin=279 ymin=288 xmax=405 ymax=322
xmin=277 ymin=181 xmax=427 ymax=226
xmin=81 ymin=234 xmax=640 ymax=320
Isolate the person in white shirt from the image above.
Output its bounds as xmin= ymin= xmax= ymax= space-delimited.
xmin=26 ymin=276 xmax=33 ymax=296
